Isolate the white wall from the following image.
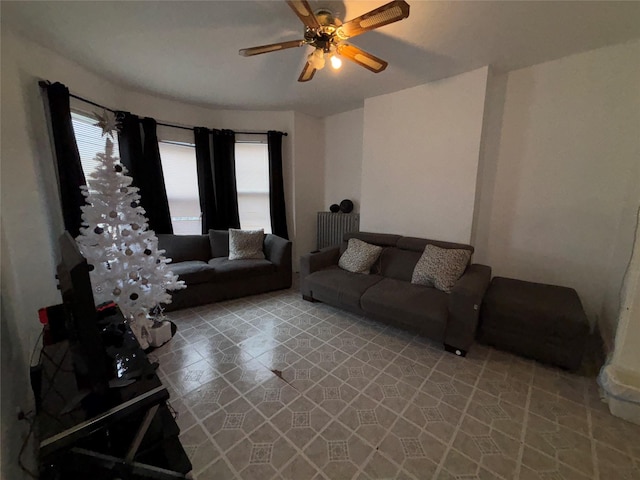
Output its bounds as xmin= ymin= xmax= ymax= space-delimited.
xmin=360 ymin=67 xmax=489 ymax=243
xmin=611 ymin=207 xmax=640 ymax=373
xmin=474 ymin=40 xmax=640 ymax=323
xmin=1 ymin=30 xmax=124 ymax=480
xmin=324 ymin=108 xmax=364 ymax=212
xmin=292 ymin=112 xmax=325 ymax=266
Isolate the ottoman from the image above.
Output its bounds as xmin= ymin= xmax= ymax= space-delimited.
xmin=478 ymin=277 xmax=589 ymax=370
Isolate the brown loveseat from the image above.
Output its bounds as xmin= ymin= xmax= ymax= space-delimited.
xmin=158 ymin=230 xmax=292 ymax=311
xmin=300 ymin=232 xmax=491 ymax=356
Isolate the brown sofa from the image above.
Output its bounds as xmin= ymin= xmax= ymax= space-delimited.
xmin=158 ymin=230 xmax=292 ymax=311
xmin=300 ymin=232 xmax=491 ymax=356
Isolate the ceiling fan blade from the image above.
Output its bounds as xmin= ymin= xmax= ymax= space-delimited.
xmin=337 ymin=0 xmax=410 ymax=39
xmin=286 ymin=0 xmax=320 ymax=30
xmin=239 ymin=40 xmax=304 ymax=57
xmin=298 ymin=62 xmax=316 ymax=82
xmin=336 ymin=44 xmax=388 ymax=73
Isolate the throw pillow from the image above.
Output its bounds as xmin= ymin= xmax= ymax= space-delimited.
xmin=411 ymin=244 xmax=471 ymax=293
xmin=338 ymin=238 xmax=383 ymax=274
xmin=228 ymin=229 xmax=265 ymax=260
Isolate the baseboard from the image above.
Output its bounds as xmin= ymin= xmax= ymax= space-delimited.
xmin=599 ymin=365 xmax=640 ymax=426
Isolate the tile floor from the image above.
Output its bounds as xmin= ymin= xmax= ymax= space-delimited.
xmin=153 ymin=284 xmax=640 ymax=480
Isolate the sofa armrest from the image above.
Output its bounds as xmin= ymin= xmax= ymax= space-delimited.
xmin=299 ymin=246 xmax=341 ymax=297
xmin=444 ymin=264 xmax=492 ymax=353
xmin=264 ymin=234 xmax=292 ymax=268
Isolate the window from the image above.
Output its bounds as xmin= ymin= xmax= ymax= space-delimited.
xmin=235 ymin=142 xmax=271 ymax=233
xmin=71 ymin=111 xmax=120 ymax=188
xmin=158 ymin=142 xmax=201 ymax=235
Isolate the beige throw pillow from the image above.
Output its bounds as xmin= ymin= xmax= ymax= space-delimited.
xmin=411 ymin=244 xmax=471 ymax=293
xmin=228 ymin=229 xmax=265 ymax=260
xmin=338 ymin=238 xmax=383 ymax=274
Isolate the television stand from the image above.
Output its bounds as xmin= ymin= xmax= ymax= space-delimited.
xmin=37 ymin=310 xmax=191 ymax=479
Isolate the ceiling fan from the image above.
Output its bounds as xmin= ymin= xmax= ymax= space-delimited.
xmin=239 ymin=0 xmax=410 ymax=82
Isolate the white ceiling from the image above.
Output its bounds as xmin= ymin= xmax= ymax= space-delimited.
xmin=3 ymin=1 xmax=640 ymax=117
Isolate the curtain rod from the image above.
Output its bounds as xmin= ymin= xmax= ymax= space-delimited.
xmin=38 ymin=80 xmax=288 ymax=136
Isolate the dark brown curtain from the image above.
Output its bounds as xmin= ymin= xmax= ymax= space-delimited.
xmin=117 ymin=113 xmax=173 ymax=233
xmin=194 ymin=127 xmax=218 ymax=233
xmin=267 ymin=131 xmax=289 ymax=239
xmin=212 ymin=129 xmax=240 ymax=229
xmin=44 ymin=82 xmax=86 ymax=237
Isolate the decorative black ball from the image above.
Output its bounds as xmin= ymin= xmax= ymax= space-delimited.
xmin=114 ymin=164 xmax=123 ymax=173
xmin=329 ymin=204 xmax=340 ymax=213
xmin=94 ymin=226 xmax=104 ymax=234
xmin=87 ymin=264 xmax=95 ymax=272
xmin=339 ymin=199 xmax=354 ymax=213
xmin=129 ymin=293 xmax=139 ymax=300
xmin=130 ymin=201 xmax=138 ymax=208
xmin=144 ymin=249 xmax=152 ymax=255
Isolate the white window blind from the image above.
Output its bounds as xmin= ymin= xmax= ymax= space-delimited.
xmin=158 ymin=142 xmax=201 ymax=235
xmin=235 ymin=142 xmax=271 ymax=233
xmin=71 ymin=111 xmax=120 ymax=184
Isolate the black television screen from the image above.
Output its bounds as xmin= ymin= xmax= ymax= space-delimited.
xmin=57 ymin=231 xmax=109 ymax=391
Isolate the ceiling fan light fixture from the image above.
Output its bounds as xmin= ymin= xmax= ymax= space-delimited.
xmin=308 ymin=49 xmax=325 ymax=70
xmin=330 ymin=54 xmax=342 ymax=70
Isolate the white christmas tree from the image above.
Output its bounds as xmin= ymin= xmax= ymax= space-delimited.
xmin=76 ymin=116 xmax=185 ymax=348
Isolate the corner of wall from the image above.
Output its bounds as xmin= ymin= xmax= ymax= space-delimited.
xmin=470 ymin=66 xmax=508 ymax=262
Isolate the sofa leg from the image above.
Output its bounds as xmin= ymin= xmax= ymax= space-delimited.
xmin=444 ymin=344 xmax=467 ymax=357
xmin=302 ymin=295 xmax=317 ymax=303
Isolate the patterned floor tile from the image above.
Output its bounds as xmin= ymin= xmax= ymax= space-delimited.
xmin=356 ymin=452 xmax=402 ymax=480
xmin=528 ymin=387 xmax=590 ymax=436
xmin=402 ymin=391 xmax=463 ymax=443
xmin=244 ymin=377 xmax=301 ymax=418
xmin=160 ymin=281 xmax=634 ymax=480
xmin=595 ymin=440 xmax=640 ymax=480
xmin=438 ymin=448 xmax=504 ymax=480
xmin=279 ymin=455 xmax=320 ymax=480
xmin=383 ymin=356 xmax=432 ymax=389
xmin=202 ymin=396 xmax=266 ymax=452
xmin=338 ymin=394 xmax=398 ymax=448
xmin=352 ymin=343 xmax=399 ymax=371
xmin=306 ymin=344 xmax=352 ymax=374
xmin=304 ymin=420 xmax=373 ymax=480
xmin=452 ymin=415 xmax=522 ymax=479
xmin=271 ymin=395 xmax=332 ymax=449
xmin=167 ymin=358 xmax=221 ymax=396
xmin=520 ymin=445 xmax=593 ymax=480
xmin=476 ymin=368 xmax=531 ymax=409
xmin=377 ymin=418 xmax=444 ymax=479
xmin=181 ymin=376 xmax=238 ymax=420
xmin=364 ymin=372 xmax=418 ymax=412
xmin=524 ymin=411 xmax=594 ymax=477
xmin=305 ymin=374 xmax=360 ymax=416
xmin=179 ymin=423 xmax=222 ymax=474
xmin=466 ymin=388 xmax=526 ymax=440
xmin=420 ymin=370 xmax=475 ymax=412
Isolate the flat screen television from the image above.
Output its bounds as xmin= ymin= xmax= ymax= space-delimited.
xmin=57 ymin=231 xmax=110 ymax=392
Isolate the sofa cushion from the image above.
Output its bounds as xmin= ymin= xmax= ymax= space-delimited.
xmin=229 ymin=229 xmax=266 ymax=260
xmin=170 ymin=261 xmax=217 ymax=285
xmin=157 ymin=234 xmax=211 ymax=263
xmin=397 ymin=236 xmax=474 ymax=255
xmin=379 ymin=248 xmax=422 ymax=282
xmin=360 ymin=278 xmax=449 ymax=337
xmin=209 ymin=229 xmax=230 ymax=258
xmin=306 ymin=266 xmax=383 ymax=311
xmin=338 ymin=238 xmax=383 ymax=274
xmin=208 ymin=257 xmax=275 ymax=281
xmin=411 ymin=245 xmax=471 ymax=293
xmin=341 ymin=232 xmax=401 ymax=255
